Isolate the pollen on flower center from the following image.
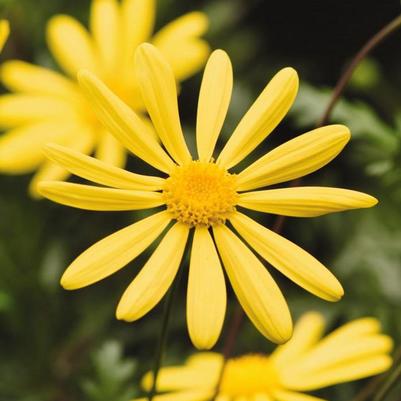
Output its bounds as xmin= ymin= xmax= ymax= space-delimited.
xmin=163 ymin=161 xmax=238 ymax=227
xmin=220 ymin=355 xmax=280 ymax=397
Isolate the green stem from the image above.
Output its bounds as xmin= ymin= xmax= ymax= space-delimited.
xmin=372 ymin=346 xmax=401 ymax=401
xmin=211 ymin=11 xmax=401 ymax=401
xmin=147 ymin=272 xmax=181 ymax=401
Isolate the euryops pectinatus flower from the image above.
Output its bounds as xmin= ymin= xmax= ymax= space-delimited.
xmin=0 ymin=0 xmax=208 ymax=196
xmin=0 ymin=20 xmax=9 ymax=53
xmin=136 ymin=312 xmax=393 ymax=401
xmin=39 ymin=44 xmax=377 ymax=349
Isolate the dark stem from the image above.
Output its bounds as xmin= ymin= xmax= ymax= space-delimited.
xmin=372 ymin=346 xmax=401 ymax=401
xmin=211 ymin=11 xmax=401 ymax=401
xmin=147 ymin=273 xmax=181 ymax=401
xmin=318 ymin=13 xmax=401 ymax=127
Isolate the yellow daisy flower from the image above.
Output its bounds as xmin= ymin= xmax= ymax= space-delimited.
xmin=39 ymin=44 xmax=377 ymax=349
xmin=135 ymin=312 xmax=393 ymax=401
xmin=0 ymin=20 xmax=9 ymax=53
xmin=0 ymin=0 xmax=209 ymax=196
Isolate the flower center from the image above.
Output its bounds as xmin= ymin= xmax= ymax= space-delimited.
xmin=163 ymin=161 xmax=238 ymax=227
xmin=220 ymin=355 xmax=280 ymax=397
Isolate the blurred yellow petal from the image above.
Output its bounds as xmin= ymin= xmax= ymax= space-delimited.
xmin=157 ymin=40 xmax=210 ymax=82
xmin=311 ymin=317 xmax=382 ymax=351
xmin=60 ymin=211 xmax=170 ymax=289
xmin=230 ymin=213 xmax=343 ymax=301
xmin=44 ymin=143 xmax=164 ymax=190
xmin=116 ymin=223 xmax=189 ymax=321
xmin=38 ymin=181 xmax=164 ymax=211
xmin=187 ymin=352 xmax=224 ymax=371
xmin=1 ymin=60 xmax=81 ymax=100
xmin=238 ymin=187 xmax=377 ymax=217
xmin=0 ymin=20 xmax=10 ymax=52
xmin=196 ymin=50 xmax=232 ymax=162
xmin=152 ymin=12 xmax=209 ymax=80
xmin=47 ymin=15 xmax=100 ymax=77
xmin=78 ymin=69 xmax=174 ymax=173
xmin=0 ymin=121 xmax=80 ymax=173
xmin=188 ymin=227 xmax=226 ymax=350
xmin=213 ymin=224 xmax=292 ymax=344
xmin=29 ymin=130 xmax=95 ymax=198
xmin=271 ymin=312 xmax=326 ymax=368
xmin=95 ymin=129 xmax=127 ymax=168
xmin=153 ymin=12 xmax=209 ymax=44
xmin=217 ymin=68 xmax=298 ymax=169
xmin=283 ymin=355 xmax=393 ymax=391
xmin=290 ymin=335 xmax=393 ymax=376
xmin=142 ymin=363 xmax=217 ymax=391
xmin=133 ymin=390 xmax=212 ymax=401
xmin=273 ymin=390 xmax=326 ymax=401
xmin=253 ymin=395 xmax=274 ymax=401
xmin=90 ymin=0 xmax=121 ymax=75
xmin=0 ymin=94 xmax=79 ymax=128
xmin=237 ymin=125 xmax=350 ymax=191
xmin=135 ymin=44 xmax=191 ymax=164
xmin=121 ymin=0 xmax=155 ymax=61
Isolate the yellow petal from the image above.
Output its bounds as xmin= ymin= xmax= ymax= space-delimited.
xmin=271 ymin=312 xmax=326 ymax=368
xmin=238 ymin=187 xmax=378 ymax=217
xmin=290 ymin=335 xmax=393 ymax=376
xmin=30 ymin=130 xmax=95 ymax=198
xmin=158 ymin=40 xmax=210 ymax=82
xmin=38 ymin=181 xmax=164 ymax=211
xmin=116 ymin=223 xmax=189 ymax=321
xmin=230 ymin=213 xmax=344 ymax=302
xmin=90 ymin=0 xmax=121 ymax=75
xmin=61 ymin=211 xmax=170 ymax=289
xmin=0 ymin=121 xmax=81 ymax=173
xmin=188 ymin=227 xmax=227 ymax=350
xmin=44 ymin=143 xmax=164 ymax=191
xmin=153 ymin=12 xmax=209 ymax=44
xmin=0 ymin=20 xmax=10 ymax=53
xmin=121 ymin=0 xmax=155 ymax=61
xmin=47 ymin=15 xmax=100 ymax=78
xmin=142 ymin=363 xmax=218 ymax=391
xmin=187 ymin=352 xmax=224 ymax=370
xmin=196 ymin=50 xmax=232 ymax=162
xmin=217 ymin=68 xmax=299 ymax=169
xmin=1 ymin=60 xmax=81 ymax=100
xmin=253 ymin=395 xmax=274 ymax=401
xmin=237 ymin=125 xmax=350 ymax=191
xmin=78 ymin=69 xmax=174 ymax=173
xmin=319 ymin=317 xmax=382 ymax=345
xmin=283 ymin=355 xmax=393 ymax=391
xmin=135 ymin=43 xmax=191 ymax=164
xmin=133 ymin=390 xmax=212 ymax=401
xmin=152 ymin=12 xmax=209 ymax=81
xmin=0 ymin=94 xmax=79 ymax=128
xmin=95 ymin=130 xmax=127 ymax=168
xmin=273 ymin=390 xmax=327 ymax=401
xmin=213 ymin=224 xmax=292 ymax=344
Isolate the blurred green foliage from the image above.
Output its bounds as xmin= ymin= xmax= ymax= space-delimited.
xmin=1 ymin=0 xmax=401 ymax=400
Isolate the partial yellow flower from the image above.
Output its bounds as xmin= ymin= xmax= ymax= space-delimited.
xmin=39 ymin=44 xmax=377 ymax=349
xmin=0 ymin=20 xmax=9 ymax=53
xmin=135 ymin=312 xmax=393 ymax=401
xmin=0 ymin=0 xmax=209 ymax=196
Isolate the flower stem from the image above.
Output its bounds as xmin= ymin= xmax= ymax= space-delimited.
xmin=318 ymin=13 xmax=401 ymax=127
xmin=147 ymin=271 xmax=181 ymax=401
xmin=211 ymin=11 xmax=401 ymax=401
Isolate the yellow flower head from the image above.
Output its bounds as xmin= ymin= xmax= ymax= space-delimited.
xmin=136 ymin=312 xmax=393 ymax=401
xmin=0 ymin=20 xmax=9 ymax=53
xmin=0 ymin=0 xmax=209 ymax=196
xmin=39 ymin=44 xmax=377 ymax=349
